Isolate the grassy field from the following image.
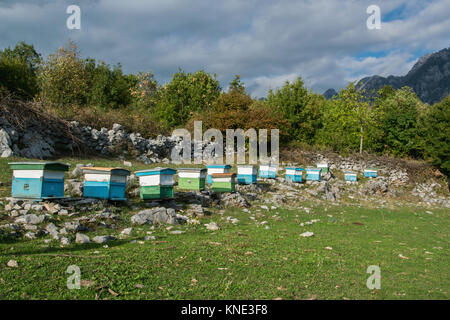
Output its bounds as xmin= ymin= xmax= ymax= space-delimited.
xmin=0 ymin=157 xmax=449 ymax=300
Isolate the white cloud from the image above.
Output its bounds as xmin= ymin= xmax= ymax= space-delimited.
xmin=0 ymin=0 xmax=448 ymax=97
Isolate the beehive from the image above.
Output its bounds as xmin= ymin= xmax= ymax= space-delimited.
xmin=237 ymin=165 xmax=257 ymax=184
xmin=259 ymin=164 xmax=277 ymax=179
xmin=82 ymin=167 xmax=130 ymax=200
xmin=306 ymin=168 xmax=322 ymax=181
xmin=9 ymin=162 xmax=69 ymax=200
xmin=177 ymin=168 xmax=207 ymax=191
xmin=317 ymin=162 xmax=330 ymax=174
xmin=364 ymin=169 xmax=378 ymax=178
xmin=135 ymin=167 xmax=176 ymax=200
xmin=344 ymin=171 xmax=357 ymax=182
xmin=285 ymin=167 xmax=304 ymax=183
xmin=206 ymin=165 xmax=232 ymax=184
xmin=211 ymin=173 xmax=236 ymax=192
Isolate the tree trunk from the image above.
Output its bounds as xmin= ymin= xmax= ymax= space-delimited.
xmin=360 ymin=125 xmax=364 ymax=154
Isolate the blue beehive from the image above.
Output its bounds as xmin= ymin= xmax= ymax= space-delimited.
xmin=237 ymin=165 xmax=257 ymax=184
xmin=364 ymin=169 xmax=378 ymax=178
xmin=206 ymin=165 xmax=232 ymax=184
xmin=9 ymin=162 xmax=70 ymax=200
xmin=259 ymin=164 xmax=277 ymax=179
xmin=344 ymin=171 xmax=357 ymax=182
xmin=82 ymin=167 xmax=130 ymax=200
xmin=306 ymin=168 xmax=322 ymax=181
xmin=285 ymin=167 xmax=304 ymax=183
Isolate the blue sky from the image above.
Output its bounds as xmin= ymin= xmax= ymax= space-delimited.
xmin=0 ymin=0 xmax=449 ymax=97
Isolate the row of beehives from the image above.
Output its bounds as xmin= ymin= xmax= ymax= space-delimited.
xmin=7 ymin=162 xmax=378 ymax=201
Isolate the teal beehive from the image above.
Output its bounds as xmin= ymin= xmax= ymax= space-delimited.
xmin=9 ymin=162 xmax=70 ymax=200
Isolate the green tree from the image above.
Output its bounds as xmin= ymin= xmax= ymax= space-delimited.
xmin=419 ymin=96 xmax=450 ymax=176
xmin=316 ymin=83 xmax=379 ymax=153
xmin=154 ymin=69 xmax=221 ymax=128
xmin=266 ymin=77 xmax=322 ymax=144
xmin=38 ymin=41 xmax=89 ymax=105
xmin=377 ymin=87 xmax=423 ymax=157
xmin=0 ymin=42 xmax=41 ymax=99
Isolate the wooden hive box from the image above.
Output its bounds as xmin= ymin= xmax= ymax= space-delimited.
xmin=9 ymin=162 xmax=70 ymax=200
xmin=259 ymin=164 xmax=277 ymax=179
xmin=211 ymin=173 xmax=236 ymax=193
xmin=177 ymin=168 xmax=207 ymax=191
xmin=344 ymin=171 xmax=357 ymax=182
xmin=317 ymin=162 xmax=330 ymax=174
xmin=285 ymin=167 xmax=304 ymax=183
xmin=364 ymin=168 xmax=378 ymax=178
xmin=135 ymin=167 xmax=176 ymax=200
xmin=82 ymin=167 xmax=130 ymax=200
xmin=237 ymin=165 xmax=257 ymax=184
xmin=206 ymin=165 xmax=232 ymax=184
xmin=306 ymin=168 xmax=322 ymax=181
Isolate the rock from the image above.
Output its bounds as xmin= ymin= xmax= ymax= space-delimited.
xmin=93 ymin=235 xmax=116 ymax=244
xmin=123 ymin=161 xmax=132 ymax=167
xmin=120 ymin=227 xmax=133 ymax=235
xmin=300 ymin=231 xmax=314 ymax=237
xmin=15 ymin=214 xmax=45 ymax=225
xmin=61 ymin=237 xmax=71 ymax=245
xmin=7 ymin=260 xmax=18 ymax=268
xmin=205 ymin=222 xmax=220 ymax=231
xmin=131 ymin=209 xmax=155 ymax=225
xmin=220 ymin=192 xmax=250 ymax=208
xmin=75 ymin=233 xmax=90 ymax=244
xmin=24 ymin=232 xmax=36 ymax=239
xmin=0 ymin=129 xmax=13 ymax=158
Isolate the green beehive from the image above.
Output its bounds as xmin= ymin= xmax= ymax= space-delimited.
xmin=135 ymin=168 xmax=176 ymax=200
xmin=177 ymin=168 xmax=207 ymax=191
xmin=211 ymin=173 xmax=236 ymax=193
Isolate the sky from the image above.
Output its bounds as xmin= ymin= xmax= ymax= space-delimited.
xmin=0 ymin=0 xmax=449 ymax=97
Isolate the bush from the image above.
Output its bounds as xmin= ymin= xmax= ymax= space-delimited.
xmin=420 ymin=96 xmax=450 ymax=175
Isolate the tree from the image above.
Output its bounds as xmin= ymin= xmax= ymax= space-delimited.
xmin=420 ymin=96 xmax=450 ymax=176
xmin=316 ymin=83 xmax=379 ymax=153
xmin=153 ymin=69 xmax=221 ymax=128
xmin=377 ymin=86 xmax=423 ymax=157
xmin=38 ymin=41 xmax=88 ymax=105
xmin=266 ymin=77 xmax=322 ymax=144
xmin=0 ymin=42 xmax=41 ymax=99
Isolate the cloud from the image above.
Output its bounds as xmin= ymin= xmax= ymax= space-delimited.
xmin=0 ymin=0 xmax=448 ymax=97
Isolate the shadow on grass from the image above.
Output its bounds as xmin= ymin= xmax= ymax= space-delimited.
xmin=0 ymin=236 xmax=155 ymax=257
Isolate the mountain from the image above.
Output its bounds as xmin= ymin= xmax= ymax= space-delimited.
xmin=323 ymin=88 xmax=338 ymax=99
xmin=355 ymin=48 xmax=450 ymax=104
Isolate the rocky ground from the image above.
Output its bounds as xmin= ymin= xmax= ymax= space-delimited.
xmin=1 ymin=160 xmax=448 ymax=246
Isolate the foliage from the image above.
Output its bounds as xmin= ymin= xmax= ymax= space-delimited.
xmin=38 ymin=41 xmax=89 ymax=105
xmin=376 ymin=86 xmax=424 ymax=157
xmin=419 ymin=96 xmax=450 ymax=175
xmin=266 ymin=77 xmax=322 ymax=144
xmin=152 ymin=69 xmax=221 ymax=129
xmin=0 ymin=42 xmax=41 ymax=99
xmin=316 ymin=83 xmax=380 ymax=153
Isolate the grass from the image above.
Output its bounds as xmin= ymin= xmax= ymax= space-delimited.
xmin=0 ymin=157 xmax=448 ymax=300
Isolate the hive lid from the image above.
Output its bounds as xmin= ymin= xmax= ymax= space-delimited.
xmin=178 ymin=168 xmax=207 ymax=172
xmin=237 ymin=165 xmax=257 ymax=168
xmin=286 ymin=167 xmax=304 ymax=171
xmin=206 ymin=164 xmax=232 ymax=169
xmin=306 ymin=167 xmax=322 ymax=171
xmin=9 ymin=162 xmax=70 ymax=171
xmin=135 ymin=167 xmax=177 ymax=175
xmin=211 ymin=173 xmax=236 ymax=178
xmin=82 ymin=167 xmax=130 ymax=176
